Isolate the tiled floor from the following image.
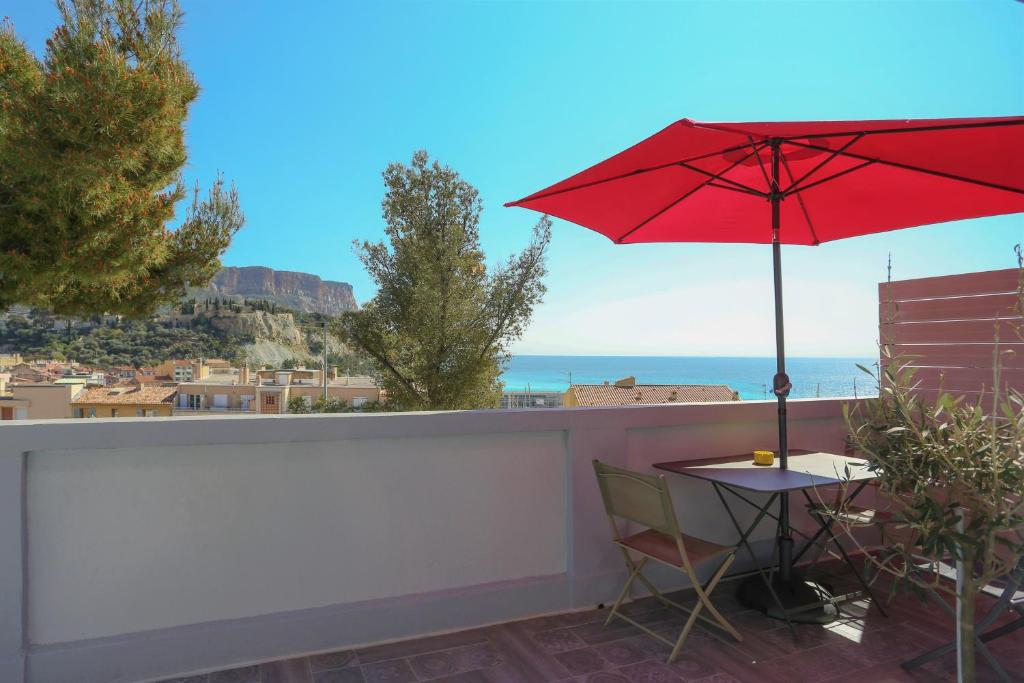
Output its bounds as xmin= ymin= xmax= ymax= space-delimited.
xmin=157 ymin=567 xmax=1023 ymax=683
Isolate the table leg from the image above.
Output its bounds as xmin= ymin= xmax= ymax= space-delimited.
xmin=800 ymin=489 xmax=887 ymax=617
xmin=711 ymin=483 xmax=796 ymax=636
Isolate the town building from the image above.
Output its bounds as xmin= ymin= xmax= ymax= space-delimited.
xmin=173 ymin=366 xmax=381 ymax=415
xmin=258 ymin=371 xmax=381 ymax=414
xmin=500 ymin=391 xmax=564 ymax=409
xmin=71 ymin=385 xmax=177 ymax=418
xmin=175 ymin=374 xmax=257 ymax=415
xmin=0 ymin=382 xmax=86 ymax=420
xmin=0 ymin=352 xmax=23 ymax=369
xmin=562 ymin=376 xmax=740 ymax=407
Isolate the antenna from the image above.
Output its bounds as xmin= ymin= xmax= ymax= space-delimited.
xmin=887 ymin=252 xmax=892 ymax=283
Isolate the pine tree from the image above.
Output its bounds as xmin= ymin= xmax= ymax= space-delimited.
xmin=339 ymin=151 xmax=550 ymax=410
xmin=0 ymin=0 xmax=243 ymax=317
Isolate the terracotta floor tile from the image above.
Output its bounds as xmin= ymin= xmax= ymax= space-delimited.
xmin=532 ymin=627 xmax=588 ymax=653
xmin=615 ymin=660 xmax=685 ymax=683
xmin=592 ymin=637 xmax=653 ymax=667
xmin=552 ymin=648 xmax=611 ymax=677
xmin=312 ymin=669 xmax=366 ymax=683
xmin=309 ymin=651 xmax=358 ymax=672
xmin=260 ymin=658 xmax=312 ymax=683
xmin=358 ymin=631 xmax=488 ymax=665
xmin=360 ymin=659 xmax=418 ymax=683
xmin=210 ymin=666 xmax=260 ymax=683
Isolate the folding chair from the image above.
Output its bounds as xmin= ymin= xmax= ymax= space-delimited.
xmin=592 ymin=460 xmax=743 ymax=663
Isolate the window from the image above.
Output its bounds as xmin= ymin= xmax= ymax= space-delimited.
xmin=110 ymin=408 xmax=119 ymax=418
xmin=213 ymin=394 xmax=228 ymax=409
xmin=87 ymin=408 xmax=96 ymax=418
xmin=136 ymin=409 xmax=144 ymax=417
xmin=265 ymin=394 xmax=277 ymax=406
xmin=73 ymin=408 xmax=84 ymax=418
xmin=144 ymin=409 xmax=156 ymax=418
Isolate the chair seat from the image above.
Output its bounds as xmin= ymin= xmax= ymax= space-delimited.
xmin=810 ymin=503 xmax=894 ymax=526
xmin=617 ymin=528 xmax=735 ymax=567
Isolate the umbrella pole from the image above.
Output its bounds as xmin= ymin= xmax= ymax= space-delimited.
xmin=770 ymin=141 xmax=794 ymax=583
xmin=739 ymin=141 xmax=838 ymax=623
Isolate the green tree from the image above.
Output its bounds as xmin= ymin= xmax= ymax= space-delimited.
xmin=338 ymin=151 xmax=551 ymax=411
xmin=313 ymin=396 xmax=347 ymax=413
xmin=0 ymin=0 xmax=243 ymax=317
xmin=287 ymin=395 xmax=311 ymax=414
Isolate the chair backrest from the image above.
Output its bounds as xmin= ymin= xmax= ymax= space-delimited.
xmin=592 ymin=460 xmax=680 ymax=538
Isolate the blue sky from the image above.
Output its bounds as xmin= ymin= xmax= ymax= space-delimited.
xmin=10 ymin=1 xmax=1024 ymax=356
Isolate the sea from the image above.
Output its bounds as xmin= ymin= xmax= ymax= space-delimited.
xmin=500 ymin=355 xmax=879 ymax=400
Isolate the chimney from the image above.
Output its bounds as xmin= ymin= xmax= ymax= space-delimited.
xmin=331 ymin=366 xmax=339 ymax=381
xmin=240 ymin=366 xmax=250 ymax=384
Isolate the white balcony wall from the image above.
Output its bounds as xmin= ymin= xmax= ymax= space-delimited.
xmin=0 ymin=398 xmax=854 ymax=683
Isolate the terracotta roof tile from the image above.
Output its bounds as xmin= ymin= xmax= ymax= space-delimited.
xmin=567 ymin=384 xmax=739 ymax=407
xmin=72 ymin=385 xmax=177 ymax=405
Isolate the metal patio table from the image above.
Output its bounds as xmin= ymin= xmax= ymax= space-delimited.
xmin=654 ymin=450 xmax=883 ymax=632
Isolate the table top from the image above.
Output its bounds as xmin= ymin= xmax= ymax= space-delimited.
xmin=653 ymin=450 xmax=875 ymax=493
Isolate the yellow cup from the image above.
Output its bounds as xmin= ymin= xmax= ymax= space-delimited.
xmin=753 ymin=450 xmax=775 ymax=466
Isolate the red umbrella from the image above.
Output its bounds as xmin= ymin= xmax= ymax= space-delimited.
xmin=506 ymin=116 xmax=1024 ymax=619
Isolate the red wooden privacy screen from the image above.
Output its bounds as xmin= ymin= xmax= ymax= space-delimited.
xmin=879 ymin=268 xmax=1024 ymax=401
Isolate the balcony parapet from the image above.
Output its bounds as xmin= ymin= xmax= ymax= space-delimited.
xmin=0 ymin=397 xmax=859 ymax=683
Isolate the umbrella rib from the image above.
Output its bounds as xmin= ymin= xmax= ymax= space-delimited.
xmin=784 ymin=139 xmax=1024 ymax=196
xmin=677 ymin=161 xmax=767 ymax=196
xmin=791 ymin=160 xmax=877 ymax=195
xmin=749 ymin=135 xmax=772 ymax=189
xmin=615 ymin=147 xmax=762 ymax=244
xmin=783 ymin=134 xmax=864 ymax=195
xmin=707 ymin=182 xmax=766 ymax=197
xmin=780 ymin=154 xmax=820 ymax=245
xmin=505 ymin=141 xmax=762 ymax=206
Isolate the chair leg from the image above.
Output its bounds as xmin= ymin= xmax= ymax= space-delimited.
xmin=668 ymin=600 xmax=704 ymax=664
xmin=695 ymin=554 xmax=742 ymax=642
xmin=606 ymin=554 xmax=647 ymax=626
xmin=665 ymin=555 xmax=744 ymax=663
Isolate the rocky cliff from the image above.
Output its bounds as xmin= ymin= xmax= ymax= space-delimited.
xmin=191 ymin=266 xmax=357 ymax=316
xmin=209 ymin=310 xmax=354 ymax=368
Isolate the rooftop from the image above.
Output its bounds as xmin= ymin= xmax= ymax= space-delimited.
xmin=71 ymin=385 xmax=177 ymax=405
xmin=566 ymin=383 xmax=739 ymax=407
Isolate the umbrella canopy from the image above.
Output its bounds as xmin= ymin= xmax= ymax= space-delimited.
xmin=506 ymin=117 xmax=1024 ymax=245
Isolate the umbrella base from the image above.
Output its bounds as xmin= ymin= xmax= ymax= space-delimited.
xmin=736 ymin=573 xmax=839 ymax=624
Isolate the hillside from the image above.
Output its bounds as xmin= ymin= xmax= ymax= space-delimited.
xmin=0 ymin=305 xmax=372 ymax=373
xmin=188 ymin=266 xmax=357 ymax=316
